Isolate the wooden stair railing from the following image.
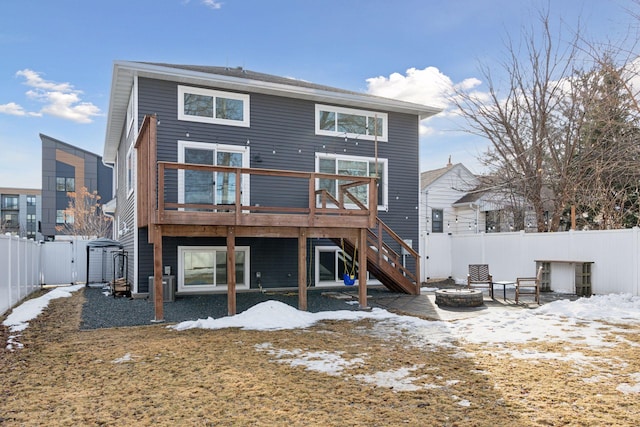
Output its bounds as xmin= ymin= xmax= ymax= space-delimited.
xmin=333 ymin=217 xmax=420 ymax=295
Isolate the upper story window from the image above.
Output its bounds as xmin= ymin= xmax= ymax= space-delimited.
xmin=315 ymin=104 xmax=388 ymax=142
xmin=26 ymin=195 xmax=36 ymax=206
xmin=178 ymin=85 xmax=250 ymax=127
xmin=126 ymin=142 xmax=135 ymax=198
xmin=1 ymin=195 xmax=19 ymax=210
xmin=316 ymin=153 xmax=388 ymax=210
xmin=126 ymin=87 xmax=135 ymax=139
xmin=56 ymin=177 xmax=75 ymax=193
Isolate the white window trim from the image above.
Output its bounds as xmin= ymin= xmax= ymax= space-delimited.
xmin=125 ymin=82 xmax=137 ymax=200
xmin=315 ymin=104 xmax=388 ymax=142
xmin=125 ymin=142 xmax=135 ymax=199
xmin=178 ymin=246 xmax=250 ymax=292
xmin=315 ymin=152 xmax=389 ymax=211
xmin=178 ymin=85 xmax=250 ymax=127
xmin=177 ymin=141 xmax=251 ymax=208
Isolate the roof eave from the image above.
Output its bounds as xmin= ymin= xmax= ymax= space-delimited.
xmin=104 ymin=61 xmax=442 ymax=162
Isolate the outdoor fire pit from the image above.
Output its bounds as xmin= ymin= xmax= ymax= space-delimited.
xmin=435 ymin=289 xmax=484 ymax=308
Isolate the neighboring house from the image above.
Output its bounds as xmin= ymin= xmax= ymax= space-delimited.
xmin=420 ymin=161 xmax=537 ymax=236
xmin=420 ymin=162 xmax=481 ymax=235
xmin=40 ymin=134 xmax=113 ymax=241
xmin=103 ymin=61 xmax=440 ymax=317
xmin=0 ymin=188 xmax=42 ymax=240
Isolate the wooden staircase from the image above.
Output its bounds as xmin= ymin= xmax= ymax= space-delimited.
xmin=332 ymin=217 xmax=421 ymax=295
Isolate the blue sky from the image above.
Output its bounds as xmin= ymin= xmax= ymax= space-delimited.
xmin=0 ymin=0 xmax=636 ymax=189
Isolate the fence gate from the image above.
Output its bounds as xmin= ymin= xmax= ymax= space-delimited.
xmin=40 ymin=241 xmax=75 ymax=285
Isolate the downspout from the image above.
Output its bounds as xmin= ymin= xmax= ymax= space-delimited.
xmin=101 ymin=160 xmax=118 ymax=241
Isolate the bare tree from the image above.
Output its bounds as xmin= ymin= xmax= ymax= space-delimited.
xmin=568 ymin=56 xmax=640 ymax=229
xmin=453 ymin=10 xmax=589 ymax=231
xmin=56 ymin=186 xmax=112 ymax=239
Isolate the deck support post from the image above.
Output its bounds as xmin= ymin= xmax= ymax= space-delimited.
xmin=358 ymin=227 xmax=368 ymax=309
xmin=152 ymin=224 xmax=164 ymax=322
xmin=298 ymin=228 xmax=308 ymax=311
xmin=227 ymin=226 xmax=236 ymax=316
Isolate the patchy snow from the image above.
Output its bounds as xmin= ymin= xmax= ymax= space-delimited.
xmin=4 ymin=285 xmax=640 ymax=397
xmin=112 ymin=353 xmax=139 ymax=364
xmin=172 ymin=293 xmax=640 ymax=394
xmin=2 ymin=284 xmax=83 ymax=333
xmin=2 ymin=284 xmax=83 ymax=351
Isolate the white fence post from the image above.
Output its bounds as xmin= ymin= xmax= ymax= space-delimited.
xmin=0 ymin=236 xmax=10 ymax=316
xmin=634 ymin=227 xmax=639 ymax=297
xmin=0 ymin=235 xmax=43 ymax=317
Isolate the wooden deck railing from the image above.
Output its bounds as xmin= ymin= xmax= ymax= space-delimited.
xmin=369 ymin=218 xmax=420 ymax=289
xmin=148 ymin=161 xmax=378 ymax=229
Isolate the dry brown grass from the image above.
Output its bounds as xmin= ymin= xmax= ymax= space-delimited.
xmin=1 ymin=289 xmax=639 ymax=426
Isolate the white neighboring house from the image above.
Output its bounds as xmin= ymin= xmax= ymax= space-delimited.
xmin=420 ymin=162 xmax=482 ymax=236
xmin=420 ymin=161 xmax=538 ymax=237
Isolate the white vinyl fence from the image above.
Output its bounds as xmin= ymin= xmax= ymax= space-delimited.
xmin=424 ymin=227 xmax=640 ymax=296
xmin=1 ymin=236 xmax=92 ymax=317
xmin=0 ymin=234 xmax=41 ymax=317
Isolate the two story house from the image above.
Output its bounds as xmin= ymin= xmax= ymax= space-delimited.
xmin=103 ymin=61 xmax=440 ymax=320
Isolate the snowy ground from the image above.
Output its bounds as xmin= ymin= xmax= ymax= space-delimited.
xmin=4 ymin=285 xmax=640 ymax=394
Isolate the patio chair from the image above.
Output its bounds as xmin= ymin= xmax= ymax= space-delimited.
xmin=516 ymin=266 xmax=542 ymax=304
xmin=467 ymin=264 xmax=494 ymax=298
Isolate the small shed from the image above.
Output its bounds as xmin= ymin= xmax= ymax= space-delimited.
xmin=86 ymin=238 xmax=123 ymax=284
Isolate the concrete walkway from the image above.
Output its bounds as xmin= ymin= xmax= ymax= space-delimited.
xmin=337 ymin=286 xmax=580 ymax=322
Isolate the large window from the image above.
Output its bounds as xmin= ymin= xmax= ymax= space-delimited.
xmin=178 ymin=86 xmax=250 ymax=127
xmin=315 ymin=104 xmax=388 ymax=142
xmin=1 ymin=195 xmax=18 ymax=210
xmin=26 ymin=195 xmax=36 ymax=206
xmin=178 ymin=141 xmax=249 ymax=209
xmin=178 ymin=246 xmax=249 ymax=292
xmin=1 ymin=212 xmax=16 ymax=226
xmin=56 ymin=177 xmax=75 ymax=192
xmin=316 ymin=153 xmax=387 ymax=210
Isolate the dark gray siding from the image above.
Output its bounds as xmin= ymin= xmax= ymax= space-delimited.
xmin=134 ymin=77 xmax=420 ymax=290
xmin=112 ymin=107 xmax=137 ymax=289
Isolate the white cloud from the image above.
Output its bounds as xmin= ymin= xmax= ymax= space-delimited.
xmin=2 ymin=69 xmax=101 ymax=123
xmin=16 ymin=69 xmax=73 ymax=92
xmin=366 ymin=67 xmax=486 ymax=118
xmin=202 ymin=0 xmax=223 ymax=9
xmin=366 ymin=66 xmax=455 ymax=109
xmin=0 ymin=102 xmax=27 ymax=116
